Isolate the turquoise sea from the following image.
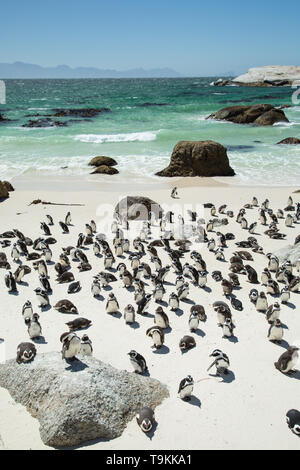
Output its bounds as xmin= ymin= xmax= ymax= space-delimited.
xmin=0 ymin=78 xmax=299 ymax=185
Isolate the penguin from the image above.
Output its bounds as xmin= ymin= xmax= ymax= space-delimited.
xmin=66 ymin=317 xmax=92 ymax=331
xmin=248 ymin=222 xmax=257 ymax=234
xmin=212 ymin=271 xmax=223 ymax=282
xmin=68 ymin=281 xmax=81 ymax=294
xmin=179 ymin=335 xmax=196 ymax=352
xmin=106 ymin=293 xmax=119 ymax=314
xmin=122 ymin=270 xmax=133 ymax=289
xmin=169 ymin=292 xmax=179 ymax=311
xmin=34 ymin=288 xmax=49 ymax=308
xmin=219 ymin=204 xmax=227 ymax=214
xmin=285 ymin=214 xmax=293 ymax=227
xmin=266 ymin=279 xmax=280 ymax=296
xmin=268 ymin=254 xmax=279 ymax=272
xmin=17 ymin=239 xmax=29 ymax=257
xmin=59 ymin=221 xmax=69 ymax=234
xmin=286 ymin=410 xmax=300 ymax=436
xmin=153 ymin=283 xmax=166 ymax=303
xmin=289 ymin=277 xmax=300 ymax=293
xmin=65 ymin=212 xmax=72 ymax=225
xmin=175 ymin=275 xmax=185 ymax=289
xmin=249 ymin=289 xmax=259 ymax=304
xmin=275 ymin=346 xmax=299 ymax=375
xmin=137 ymin=293 xmax=152 ymax=315
xmin=22 ymin=300 xmax=33 ymax=324
xmin=252 ymin=196 xmax=258 ymax=206
xmin=188 ymin=309 xmax=201 ymax=332
xmin=37 ymin=259 xmax=48 ymax=277
xmin=93 ymin=241 xmax=101 ymax=256
xmin=54 ymin=262 xmax=67 ymax=276
xmin=261 ymin=268 xmax=272 ymax=286
xmin=42 ymin=246 xmax=52 ymax=263
xmin=39 ymin=273 xmax=52 ymax=293
xmin=60 ymin=332 xmax=81 ymax=361
xmin=222 ymin=317 xmax=234 ymax=338
xmin=104 ymin=253 xmax=115 ymax=270
xmin=221 ymin=279 xmax=233 ymax=297
xmin=231 ymin=297 xmax=243 ymax=311
xmin=177 ymin=282 xmax=189 ymax=300
xmin=80 ymin=335 xmax=93 ymax=356
xmin=77 ymin=233 xmax=85 ymax=248
xmin=178 ymin=375 xmax=194 ymax=401
xmin=216 ymin=232 xmax=227 ymax=247
xmin=28 ymin=313 xmax=42 ymax=339
xmin=260 ymin=210 xmax=267 ymax=225
xmin=57 ymin=272 xmax=75 ymax=284
xmin=240 ymin=217 xmax=248 ymax=230
xmin=11 ymin=243 xmax=20 ymax=262
xmin=59 ymin=253 xmax=70 ymax=268
xmin=40 ymin=222 xmax=51 ymax=236
xmin=266 ymin=302 xmax=281 ymax=323
xmin=91 ymin=279 xmax=101 ymax=298
xmin=207 ymin=349 xmax=230 ymax=376
xmin=128 ymin=350 xmax=148 ymax=374
xmin=245 ymin=265 xmax=259 ymax=284
xmin=76 ymin=249 xmax=88 ymax=264
xmin=46 ymin=214 xmax=54 ymax=225
xmin=90 ymin=220 xmax=97 ymax=233
xmin=213 ymin=301 xmax=231 ymax=326
xmin=124 ymin=304 xmax=136 ymax=324
xmin=154 ymin=307 xmax=169 ymax=329
xmin=14 ymin=265 xmax=31 ymax=283
xmin=198 ymin=271 xmax=207 ymax=288
xmin=54 ymin=299 xmax=78 ymax=314
xmin=215 ymin=248 xmax=225 ymax=261
xmin=228 ymin=273 xmax=240 ymax=287
xmin=146 ymin=326 xmax=164 ymax=349
xmin=78 ymin=262 xmax=92 ymax=272
xmin=136 ymin=407 xmax=155 ymax=433
xmin=256 ymin=292 xmax=268 ymax=312
xmin=268 ymin=319 xmax=283 ymax=343
xmin=16 ymin=342 xmax=37 ymax=364
xmin=5 ymin=271 xmax=18 ymax=292
xmin=280 ymin=286 xmax=290 ymax=304
xmin=183 ymin=263 xmax=199 ymax=285
xmin=171 ymin=187 xmax=178 ymax=199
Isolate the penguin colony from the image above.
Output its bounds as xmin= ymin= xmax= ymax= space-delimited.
xmin=0 ymin=191 xmax=300 ymax=438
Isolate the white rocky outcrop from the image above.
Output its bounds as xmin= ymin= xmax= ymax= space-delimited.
xmin=233 ymin=66 xmax=300 ymax=85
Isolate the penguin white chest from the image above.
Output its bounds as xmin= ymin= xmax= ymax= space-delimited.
xmin=180 ymin=384 xmax=193 ymax=399
xmin=28 ymin=323 xmax=41 ymax=339
xmin=152 ymin=331 xmax=162 ymax=347
xmin=65 ymin=338 xmax=81 ymax=358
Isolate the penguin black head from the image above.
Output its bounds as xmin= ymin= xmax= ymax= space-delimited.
xmin=286 ymin=409 xmax=300 ymax=436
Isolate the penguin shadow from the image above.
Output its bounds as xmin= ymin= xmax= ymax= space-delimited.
xmin=210 ymin=370 xmax=235 ymax=384
xmin=202 ymin=286 xmax=212 ymax=293
xmin=164 ymin=325 xmax=172 ymax=334
xmin=184 ymin=395 xmax=201 ymax=408
xmin=284 ymin=370 xmax=300 ymax=381
xmin=285 ymin=301 xmax=296 ymax=310
xmin=125 ymin=286 xmax=135 ymax=293
xmin=94 ymin=295 xmax=105 ymax=302
xmin=194 ymin=329 xmax=206 ymax=338
xmin=174 ymin=308 xmax=184 ymax=317
xmin=272 ymin=339 xmax=290 ymax=350
xmin=128 ymin=321 xmax=140 ymax=330
xmin=156 ymin=300 xmax=168 ymax=308
xmin=226 ymin=335 xmax=238 ymax=344
xmin=9 ymin=290 xmax=19 ymax=296
xmin=181 ymin=298 xmax=195 ymax=305
xmin=40 ymin=304 xmax=51 ymax=312
xmin=65 ymin=358 xmax=89 ymax=372
xmin=164 ymin=281 xmax=174 ymax=286
xmin=110 ymin=311 xmax=122 ymax=319
xmin=18 ymin=281 xmax=29 ymax=287
xmin=33 ymin=336 xmax=47 ymax=345
xmin=46 ymin=261 xmax=55 ymax=266
xmin=180 ymin=346 xmax=196 ymax=355
xmin=103 ymin=285 xmax=112 ymax=292
xmin=153 ymin=345 xmax=170 ymax=355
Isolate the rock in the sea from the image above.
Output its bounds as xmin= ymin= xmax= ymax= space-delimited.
xmin=156 ymin=140 xmax=235 ymax=177
xmin=273 ymin=244 xmax=300 ymax=265
xmin=51 ymin=108 xmax=111 ymax=118
xmin=277 ymin=137 xmax=300 ymax=145
xmin=0 ymin=113 xmax=11 ymax=123
xmin=207 ymin=104 xmax=288 ymax=126
xmin=115 ymin=196 xmax=163 ymax=221
xmin=0 ymin=352 xmax=168 ymax=448
xmin=211 ymin=66 xmax=300 ymax=87
xmin=88 ymin=156 xmax=118 ymax=167
xmin=91 ymin=165 xmax=119 ymax=175
xmin=22 ymin=118 xmax=67 ymax=128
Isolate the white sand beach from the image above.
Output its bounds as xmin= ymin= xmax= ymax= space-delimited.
xmin=0 ymin=177 xmax=299 ymax=450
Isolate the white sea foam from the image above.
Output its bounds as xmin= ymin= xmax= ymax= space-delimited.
xmin=74 ymin=131 xmax=159 ymax=144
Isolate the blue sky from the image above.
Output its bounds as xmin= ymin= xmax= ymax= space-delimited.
xmin=1 ymin=0 xmax=299 ymax=76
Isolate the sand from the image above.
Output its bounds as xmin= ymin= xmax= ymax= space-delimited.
xmin=0 ymin=177 xmax=299 ymax=450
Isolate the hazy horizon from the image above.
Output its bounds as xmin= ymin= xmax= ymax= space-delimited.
xmin=1 ymin=0 xmax=299 ymax=77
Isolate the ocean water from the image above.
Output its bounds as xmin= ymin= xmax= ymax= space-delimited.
xmin=0 ymin=78 xmax=299 ymax=186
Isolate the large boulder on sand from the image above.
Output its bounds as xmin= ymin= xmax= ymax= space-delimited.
xmin=115 ymin=196 xmax=163 ymax=221
xmin=0 ymin=181 xmax=14 ymax=199
xmin=0 ymin=352 xmax=169 ymax=448
xmin=273 ymin=244 xmax=300 ymax=265
xmin=91 ymin=165 xmax=119 ymax=175
xmin=277 ymin=137 xmax=300 ymax=145
xmin=207 ymin=104 xmax=289 ymax=126
xmin=88 ymin=156 xmax=118 ymax=167
xmin=155 ymin=140 xmax=235 ymax=177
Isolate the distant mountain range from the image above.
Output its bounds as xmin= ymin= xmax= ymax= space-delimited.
xmin=0 ymin=61 xmax=182 ymax=78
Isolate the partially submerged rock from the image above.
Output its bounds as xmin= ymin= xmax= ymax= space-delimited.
xmin=115 ymin=196 xmax=163 ymax=221
xmin=156 ymin=140 xmax=235 ymax=177
xmin=91 ymin=165 xmax=119 ymax=175
xmin=88 ymin=156 xmax=118 ymax=167
xmin=277 ymin=137 xmax=300 ymax=145
xmin=207 ymin=104 xmax=289 ymax=126
xmin=22 ymin=118 xmax=67 ymax=128
xmin=0 ymin=352 xmax=168 ymax=448
xmin=0 ymin=181 xmax=14 ymax=199
xmin=51 ymin=108 xmax=111 ymax=118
